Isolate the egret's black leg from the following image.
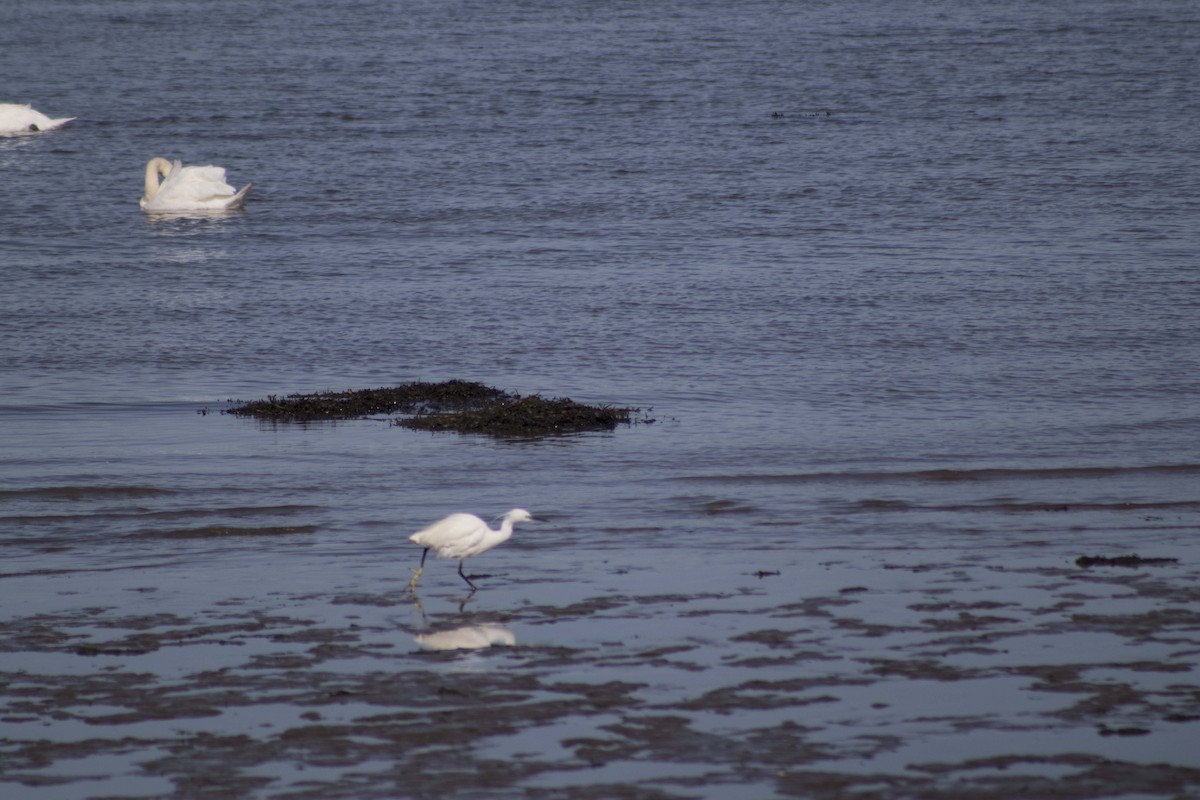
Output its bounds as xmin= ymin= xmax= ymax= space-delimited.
xmin=457 ymin=560 xmax=478 ymax=590
xmin=420 ymin=548 xmax=430 ymax=569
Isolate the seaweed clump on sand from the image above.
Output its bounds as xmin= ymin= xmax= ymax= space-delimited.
xmin=224 ymin=380 xmax=641 ymax=437
xmin=1076 ymin=554 xmax=1179 ymax=568
xmin=224 ymin=380 xmax=514 ymax=422
xmin=398 ymin=394 xmax=635 ymax=437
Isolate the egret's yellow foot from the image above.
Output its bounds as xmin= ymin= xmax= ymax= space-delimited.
xmin=408 ymin=567 xmax=423 ymax=590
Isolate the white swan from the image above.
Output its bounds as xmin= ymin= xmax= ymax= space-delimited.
xmin=140 ymin=157 xmax=251 ymax=213
xmin=0 ymin=103 xmax=75 ymax=134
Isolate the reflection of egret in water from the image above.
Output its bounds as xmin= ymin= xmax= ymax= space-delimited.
xmin=407 ymin=583 xmax=478 ymax=618
xmin=415 ymin=624 xmax=515 ymax=651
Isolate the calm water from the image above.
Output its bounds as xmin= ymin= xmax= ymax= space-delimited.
xmin=2 ymin=1 xmax=1199 ymax=797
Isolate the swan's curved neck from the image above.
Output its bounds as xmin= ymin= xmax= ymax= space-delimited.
xmin=143 ymin=157 xmax=173 ymax=200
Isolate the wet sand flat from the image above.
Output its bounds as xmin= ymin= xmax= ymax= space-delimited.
xmin=2 ymin=530 xmax=1198 ymax=799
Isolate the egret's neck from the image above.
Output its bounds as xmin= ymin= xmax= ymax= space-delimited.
xmin=493 ymin=519 xmax=516 ymax=545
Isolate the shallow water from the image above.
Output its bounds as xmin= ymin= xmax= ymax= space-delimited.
xmin=2 ymin=0 xmax=1199 ymax=797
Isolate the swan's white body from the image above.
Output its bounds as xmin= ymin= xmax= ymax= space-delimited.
xmin=0 ymin=103 xmax=75 ymax=133
xmin=140 ymin=157 xmax=251 ymax=213
xmin=408 ymin=508 xmax=534 ymax=590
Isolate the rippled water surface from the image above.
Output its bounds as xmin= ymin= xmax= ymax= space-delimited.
xmin=2 ymin=1 xmax=1199 ymax=797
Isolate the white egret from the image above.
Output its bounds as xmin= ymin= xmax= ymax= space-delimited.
xmin=408 ymin=508 xmax=533 ymax=590
xmin=0 ymin=103 xmax=74 ymax=134
xmin=140 ymin=157 xmax=251 ymax=213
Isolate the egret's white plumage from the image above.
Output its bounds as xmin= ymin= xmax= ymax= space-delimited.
xmin=0 ymin=103 xmax=75 ymax=134
xmin=408 ymin=508 xmax=533 ymax=590
xmin=140 ymin=157 xmax=251 ymax=213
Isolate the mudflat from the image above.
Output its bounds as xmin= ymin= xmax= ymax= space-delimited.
xmin=2 ymin=541 xmax=1197 ymax=798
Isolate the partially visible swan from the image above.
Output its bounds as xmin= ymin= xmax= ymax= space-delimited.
xmin=0 ymin=103 xmax=75 ymax=134
xmin=140 ymin=157 xmax=251 ymax=213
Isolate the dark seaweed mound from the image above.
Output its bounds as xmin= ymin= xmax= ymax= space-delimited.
xmin=399 ymin=395 xmax=633 ymax=437
xmin=224 ymin=380 xmax=513 ymax=422
xmin=224 ymin=380 xmax=640 ymax=437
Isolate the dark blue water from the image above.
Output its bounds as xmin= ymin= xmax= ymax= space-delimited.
xmin=2 ymin=1 xmax=1198 ymax=797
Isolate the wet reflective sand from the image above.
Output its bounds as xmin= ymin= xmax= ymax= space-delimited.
xmin=3 ymin=532 xmax=1197 ymax=799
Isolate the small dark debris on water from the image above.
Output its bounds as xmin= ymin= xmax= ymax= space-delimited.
xmin=753 ymin=570 xmax=781 ymax=579
xmin=1097 ymin=724 xmax=1152 ymax=737
xmin=223 ymin=380 xmax=640 ymax=438
xmin=1075 ymin=554 xmax=1179 ymax=569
